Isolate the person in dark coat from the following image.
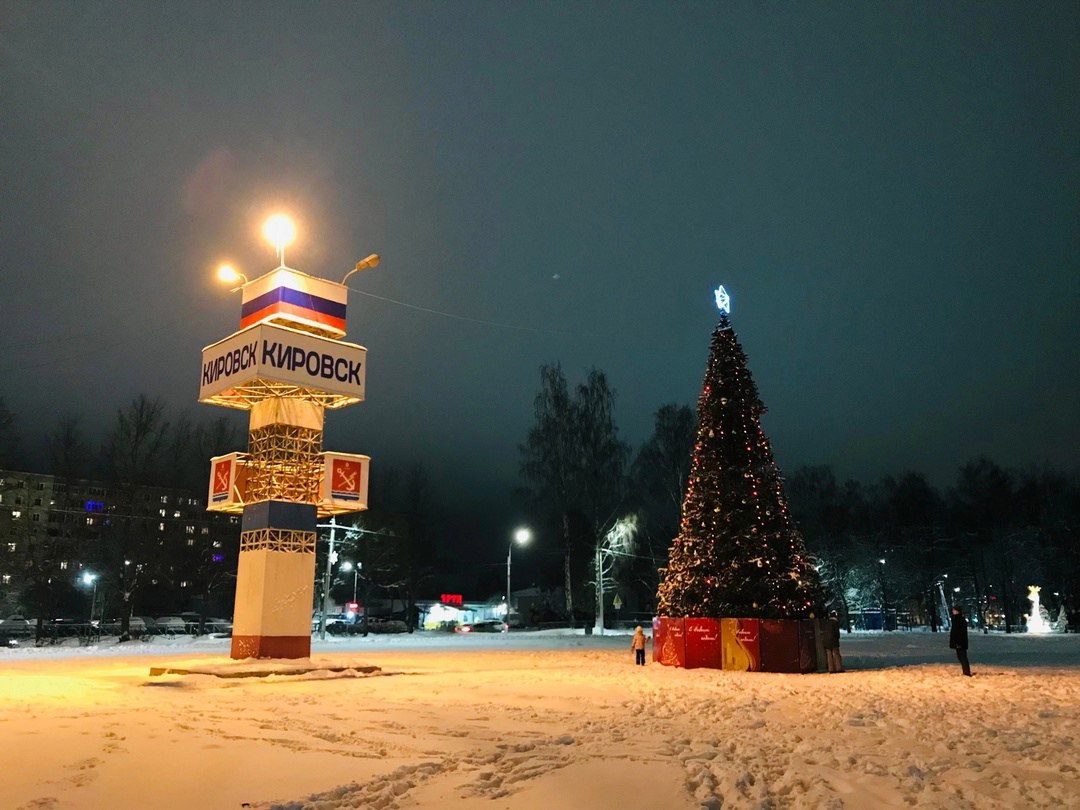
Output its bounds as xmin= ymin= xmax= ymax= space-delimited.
xmin=823 ymin=611 xmax=843 ymax=673
xmin=949 ymin=606 xmax=972 ymax=676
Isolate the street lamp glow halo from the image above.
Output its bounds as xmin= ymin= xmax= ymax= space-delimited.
xmin=262 ymin=214 xmax=296 ymax=266
xmin=263 ymin=214 xmax=296 ymax=247
xmin=82 ymin=572 xmax=97 ymax=585
xmin=514 ymin=527 xmax=531 ymax=545
xmin=216 ymin=263 xmax=247 ymax=286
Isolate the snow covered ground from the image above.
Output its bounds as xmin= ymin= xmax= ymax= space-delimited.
xmin=1 ymin=629 xmax=1078 ymax=809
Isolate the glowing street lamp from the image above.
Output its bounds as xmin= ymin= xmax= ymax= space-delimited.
xmin=216 ymin=263 xmax=248 ymax=289
xmin=340 ymin=560 xmax=359 ymax=603
xmin=262 ymin=214 xmax=296 ymax=267
xmin=507 ymin=527 xmax=531 ymax=627
xmin=81 ymin=572 xmax=98 ymax=622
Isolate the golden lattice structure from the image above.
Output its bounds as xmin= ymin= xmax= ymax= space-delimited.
xmin=240 ymin=528 xmax=317 ymax=554
xmin=245 ymin=423 xmax=323 ymax=503
xmin=203 ymin=378 xmax=362 ymax=411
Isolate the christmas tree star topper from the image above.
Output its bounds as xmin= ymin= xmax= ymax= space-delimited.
xmin=714 ymin=285 xmax=731 ymax=313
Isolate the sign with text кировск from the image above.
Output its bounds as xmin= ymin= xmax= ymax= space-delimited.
xmin=199 ymin=322 xmax=366 ymax=406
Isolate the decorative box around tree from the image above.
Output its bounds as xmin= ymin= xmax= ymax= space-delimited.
xmin=653 ymin=616 xmax=818 ymax=673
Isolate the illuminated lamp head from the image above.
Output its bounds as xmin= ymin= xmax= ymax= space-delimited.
xmin=262 ymin=214 xmax=296 ymax=266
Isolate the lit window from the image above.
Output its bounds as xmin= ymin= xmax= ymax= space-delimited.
xmin=86 ymin=516 xmax=95 ymax=526
xmin=180 ymin=580 xmax=189 ymax=588
xmin=185 ymin=525 xmax=195 ymax=534
xmin=7 ymin=543 xmax=15 ymax=552
xmin=201 ymin=527 xmax=209 ymax=535
xmin=160 ymin=495 xmax=168 ymax=504
xmin=159 ymin=509 xmax=167 ymax=518
xmin=173 ymin=511 xmax=181 ymax=518
xmin=1 ymin=574 xmax=9 ymax=585
xmin=59 ymin=561 xmax=68 ymax=570
xmin=159 ymin=522 xmax=165 ymax=532
xmin=186 ymin=538 xmax=195 ymax=547
xmin=212 ymin=541 xmax=222 ymax=548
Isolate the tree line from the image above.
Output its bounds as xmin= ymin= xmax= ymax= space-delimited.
xmin=787 ymin=461 xmax=1080 ymax=631
xmin=4 ymin=371 xmax=1078 ymax=633
xmin=516 ymin=365 xmax=1080 ymax=630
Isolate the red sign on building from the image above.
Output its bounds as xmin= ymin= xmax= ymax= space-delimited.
xmin=440 ymin=593 xmax=463 ymax=606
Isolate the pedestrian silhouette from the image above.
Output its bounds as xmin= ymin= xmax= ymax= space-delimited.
xmin=949 ymin=606 xmax=972 ymax=677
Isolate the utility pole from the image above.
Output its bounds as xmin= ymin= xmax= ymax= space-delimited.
xmin=318 ymin=517 xmax=339 ymax=640
xmin=595 ymin=542 xmax=605 ymax=636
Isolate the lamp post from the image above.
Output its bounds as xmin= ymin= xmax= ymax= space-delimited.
xmin=316 ymin=518 xmax=342 ymax=641
xmin=81 ymin=572 xmax=98 ymax=622
xmin=507 ymin=528 xmax=531 ymax=628
xmin=878 ymin=558 xmax=888 ymax=631
xmin=340 ymin=560 xmax=358 ymax=603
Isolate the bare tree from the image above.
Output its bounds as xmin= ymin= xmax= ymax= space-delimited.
xmin=520 ymin=364 xmax=580 ymax=624
xmin=99 ymin=395 xmax=171 ymax=638
xmin=574 ymin=370 xmax=629 ymax=631
xmin=102 ymin=395 xmax=170 ymax=486
xmin=629 ymin=404 xmax=696 ymax=603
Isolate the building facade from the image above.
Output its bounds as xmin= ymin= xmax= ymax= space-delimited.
xmin=0 ymin=469 xmax=240 ymax=621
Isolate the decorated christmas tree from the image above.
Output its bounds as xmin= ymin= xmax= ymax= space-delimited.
xmin=657 ymin=287 xmax=823 ymax=619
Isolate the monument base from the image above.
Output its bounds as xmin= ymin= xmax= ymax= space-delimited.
xmin=653 ymin=616 xmax=818 ymax=673
xmin=230 ymin=634 xmax=311 ymax=660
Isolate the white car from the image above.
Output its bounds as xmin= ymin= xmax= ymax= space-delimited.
xmin=154 ymin=616 xmax=188 ymax=634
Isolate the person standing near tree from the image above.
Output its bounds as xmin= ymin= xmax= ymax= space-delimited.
xmin=823 ymin=611 xmax=843 ymax=673
xmin=949 ymin=606 xmax=972 ymax=677
xmin=631 ymin=625 xmax=648 ymax=666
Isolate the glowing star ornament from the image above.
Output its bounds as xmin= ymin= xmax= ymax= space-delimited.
xmin=714 ymin=285 xmax=731 ymax=314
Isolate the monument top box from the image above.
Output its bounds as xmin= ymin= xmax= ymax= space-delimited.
xmin=240 ymin=267 xmax=348 ymax=339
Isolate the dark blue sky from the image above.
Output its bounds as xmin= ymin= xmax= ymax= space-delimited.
xmin=2 ymin=4 xmax=1077 ymax=551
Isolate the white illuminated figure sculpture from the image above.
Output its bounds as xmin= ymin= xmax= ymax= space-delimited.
xmin=1026 ymin=585 xmax=1051 ymax=634
xmin=714 ymin=285 xmax=731 ymax=314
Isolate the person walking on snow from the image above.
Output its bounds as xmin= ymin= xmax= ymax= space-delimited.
xmin=949 ymin=606 xmax=972 ymax=677
xmin=631 ymin=626 xmax=648 ymax=666
xmin=823 ymin=611 xmax=843 ymax=673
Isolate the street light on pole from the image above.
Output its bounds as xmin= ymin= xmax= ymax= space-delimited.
xmin=507 ymin=528 xmax=531 ymax=629
xmin=81 ymin=572 xmax=98 ymax=622
xmin=340 ymin=561 xmax=358 ymax=603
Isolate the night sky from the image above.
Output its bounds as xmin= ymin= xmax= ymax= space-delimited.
xmin=2 ymin=4 xmax=1078 ymax=565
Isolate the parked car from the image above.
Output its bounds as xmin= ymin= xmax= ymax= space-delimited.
xmin=0 ymin=615 xmax=33 ymax=639
xmin=155 ymin=616 xmax=188 ymax=635
xmin=312 ymin=613 xmax=352 ymax=633
xmin=367 ymin=617 xmax=408 ymax=634
xmin=101 ymin=616 xmax=148 ymax=637
xmin=456 ymin=620 xmax=507 ymax=634
xmin=138 ymin=616 xmax=160 ymax=635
